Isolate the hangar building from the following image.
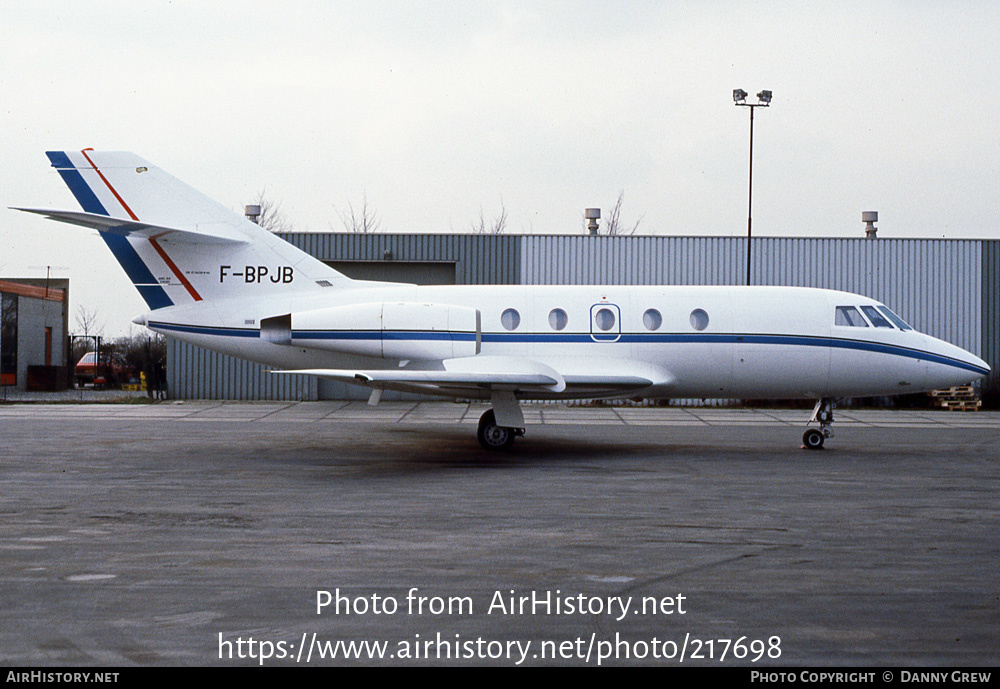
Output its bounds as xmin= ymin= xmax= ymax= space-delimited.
xmin=164 ymin=234 xmax=999 ymax=405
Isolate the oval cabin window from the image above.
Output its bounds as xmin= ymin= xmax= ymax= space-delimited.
xmin=594 ymin=308 xmax=616 ymax=331
xmin=548 ymin=308 xmax=568 ymax=331
xmin=501 ymin=308 xmax=520 ymax=331
xmin=643 ymin=308 xmax=662 ymax=331
xmin=690 ymin=308 xmax=709 ymax=331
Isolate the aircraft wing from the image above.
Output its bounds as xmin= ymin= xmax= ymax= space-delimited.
xmin=273 ymin=355 xmax=671 ymax=398
xmin=12 ymin=208 xmax=249 ymax=245
xmin=282 ymin=368 xmax=563 ymax=388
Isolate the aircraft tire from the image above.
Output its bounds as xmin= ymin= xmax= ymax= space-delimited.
xmin=478 ymin=409 xmax=515 ymax=451
xmin=802 ymin=428 xmax=825 ymax=450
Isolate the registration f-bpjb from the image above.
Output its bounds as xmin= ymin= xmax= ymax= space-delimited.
xmin=220 ymin=265 xmax=294 ymax=283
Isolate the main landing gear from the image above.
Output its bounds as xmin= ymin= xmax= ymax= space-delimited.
xmin=802 ymin=398 xmax=836 ymax=450
xmin=477 ymin=391 xmax=526 ymax=450
xmin=477 ymin=409 xmax=525 ymax=451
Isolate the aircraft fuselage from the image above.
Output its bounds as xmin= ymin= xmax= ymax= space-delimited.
xmin=145 ymin=283 xmax=988 ymax=401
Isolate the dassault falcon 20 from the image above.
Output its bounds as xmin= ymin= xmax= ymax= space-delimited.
xmin=15 ymin=150 xmax=990 ymax=450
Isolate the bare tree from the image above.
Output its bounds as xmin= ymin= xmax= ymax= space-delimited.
xmin=470 ymin=199 xmax=508 ymax=235
xmin=74 ymin=304 xmax=105 ymax=336
xmin=335 ymin=194 xmax=382 ymax=234
xmin=251 ymin=190 xmax=293 ymax=234
xmin=603 ymin=190 xmax=644 ymax=236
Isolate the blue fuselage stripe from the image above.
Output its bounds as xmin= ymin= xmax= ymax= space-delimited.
xmin=152 ymin=322 xmax=260 ymax=338
xmin=147 ymin=323 xmax=988 ymax=376
xmin=293 ymin=330 xmax=477 ymax=342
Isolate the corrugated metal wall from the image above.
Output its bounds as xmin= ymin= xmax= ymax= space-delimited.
xmin=521 ymin=236 xmax=746 ymax=286
xmin=521 ymin=236 xmax=982 ymax=355
xmin=166 ymin=338 xmax=317 ymax=401
xmin=982 ymin=241 xmax=1000 ymax=399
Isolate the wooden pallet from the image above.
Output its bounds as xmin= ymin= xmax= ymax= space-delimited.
xmin=928 ymin=385 xmax=981 ymax=411
xmin=928 ymin=385 xmax=976 ymax=399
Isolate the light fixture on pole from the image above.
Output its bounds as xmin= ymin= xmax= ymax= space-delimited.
xmin=733 ymin=88 xmax=772 ymax=286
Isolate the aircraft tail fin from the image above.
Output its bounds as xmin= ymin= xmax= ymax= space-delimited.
xmin=20 ymin=150 xmax=351 ymax=310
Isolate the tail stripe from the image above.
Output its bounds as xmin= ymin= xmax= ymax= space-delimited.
xmin=78 ymin=149 xmax=201 ymax=302
xmin=46 ymin=151 xmax=74 ymax=169
xmin=80 ymin=148 xmax=140 ymax=221
xmin=149 ymin=235 xmax=202 ymax=301
xmin=135 ymin=283 xmax=174 ymax=310
xmin=45 ymin=150 xmax=174 ymax=310
xmin=48 ymin=158 xmax=106 ymax=216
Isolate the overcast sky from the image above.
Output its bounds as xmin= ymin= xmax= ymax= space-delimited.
xmin=2 ymin=1 xmax=998 ymax=334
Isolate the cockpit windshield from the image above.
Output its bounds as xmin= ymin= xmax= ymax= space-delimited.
xmin=835 ymin=306 xmax=868 ymax=327
xmin=834 ymin=304 xmax=914 ymax=331
xmin=875 ymin=305 xmax=913 ymax=331
xmin=860 ymin=305 xmax=893 ymax=328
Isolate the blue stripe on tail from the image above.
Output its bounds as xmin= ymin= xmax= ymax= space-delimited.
xmin=47 ymin=151 xmax=174 ymax=310
xmin=46 ymin=151 xmax=75 ymax=170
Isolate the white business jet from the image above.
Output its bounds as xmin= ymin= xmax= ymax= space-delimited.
xmin=15 ymin=151 xmax=990 ymax=450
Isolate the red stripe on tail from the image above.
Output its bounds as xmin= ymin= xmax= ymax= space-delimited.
xmin=80 ymin=149 xmax=203 ymax=302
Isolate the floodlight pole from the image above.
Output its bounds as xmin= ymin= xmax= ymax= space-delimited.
xmin=734 ymin=91 xmax=770 ymax=286
xmin=746 ymin=106 xmax=754 ymax=286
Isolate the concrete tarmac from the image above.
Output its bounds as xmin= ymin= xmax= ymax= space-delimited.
xmin=1 ymin=401 xmax=998 ymax=666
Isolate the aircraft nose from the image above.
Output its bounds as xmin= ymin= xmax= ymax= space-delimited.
xmin=970 ymin=353 xmax=991 ymax=376
xmin=954 ymin=344 xmax=990 ymax=377
xmin=924 ymin=337 xmax=990 ymax=389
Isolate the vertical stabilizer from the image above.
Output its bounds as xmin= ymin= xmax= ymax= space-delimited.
xmin=36 ymin=150 xmax=351 ymax=309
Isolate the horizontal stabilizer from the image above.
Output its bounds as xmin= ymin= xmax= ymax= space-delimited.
xmin=12 ymin=208 xmax=248 ymax=245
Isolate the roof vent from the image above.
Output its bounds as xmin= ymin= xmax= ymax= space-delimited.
xmin=863 ymin=211 xmax=878 ymax=239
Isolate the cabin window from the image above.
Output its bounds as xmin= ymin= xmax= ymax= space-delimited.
xmin=690 ymin=309 xmax=709 ymax=331
xmin=835 ymin=306 xmax=868 ymax=327
xmin=548 ymin=308 xmax=568 ymax=331
xmin=876 ymin=305 xmax=913 ymax=331
xmin=594 ymin=308 xmax=616 ymax=331
xmin=500 ymin=308 xmax=520 ymax=331
xmin=860 ymin=305 xmax=893 ymax=328
xmin=643 ymin=308 xmax=662 ymax=331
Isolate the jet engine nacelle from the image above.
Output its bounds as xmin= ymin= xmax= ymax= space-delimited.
xmin=261 ymin=302 xmax=481 ymax=360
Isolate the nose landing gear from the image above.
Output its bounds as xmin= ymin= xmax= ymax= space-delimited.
xmin=803 ymin=398 xmax=836 ymax=450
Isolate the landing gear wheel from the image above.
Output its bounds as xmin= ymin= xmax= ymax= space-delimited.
xmin=802 ymin=428 xmax=825 ymax=450
xmin=803 ymin=397 xmax=836 ymax=449
xmin=477 ymin=409 xmax=516 ymax=451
